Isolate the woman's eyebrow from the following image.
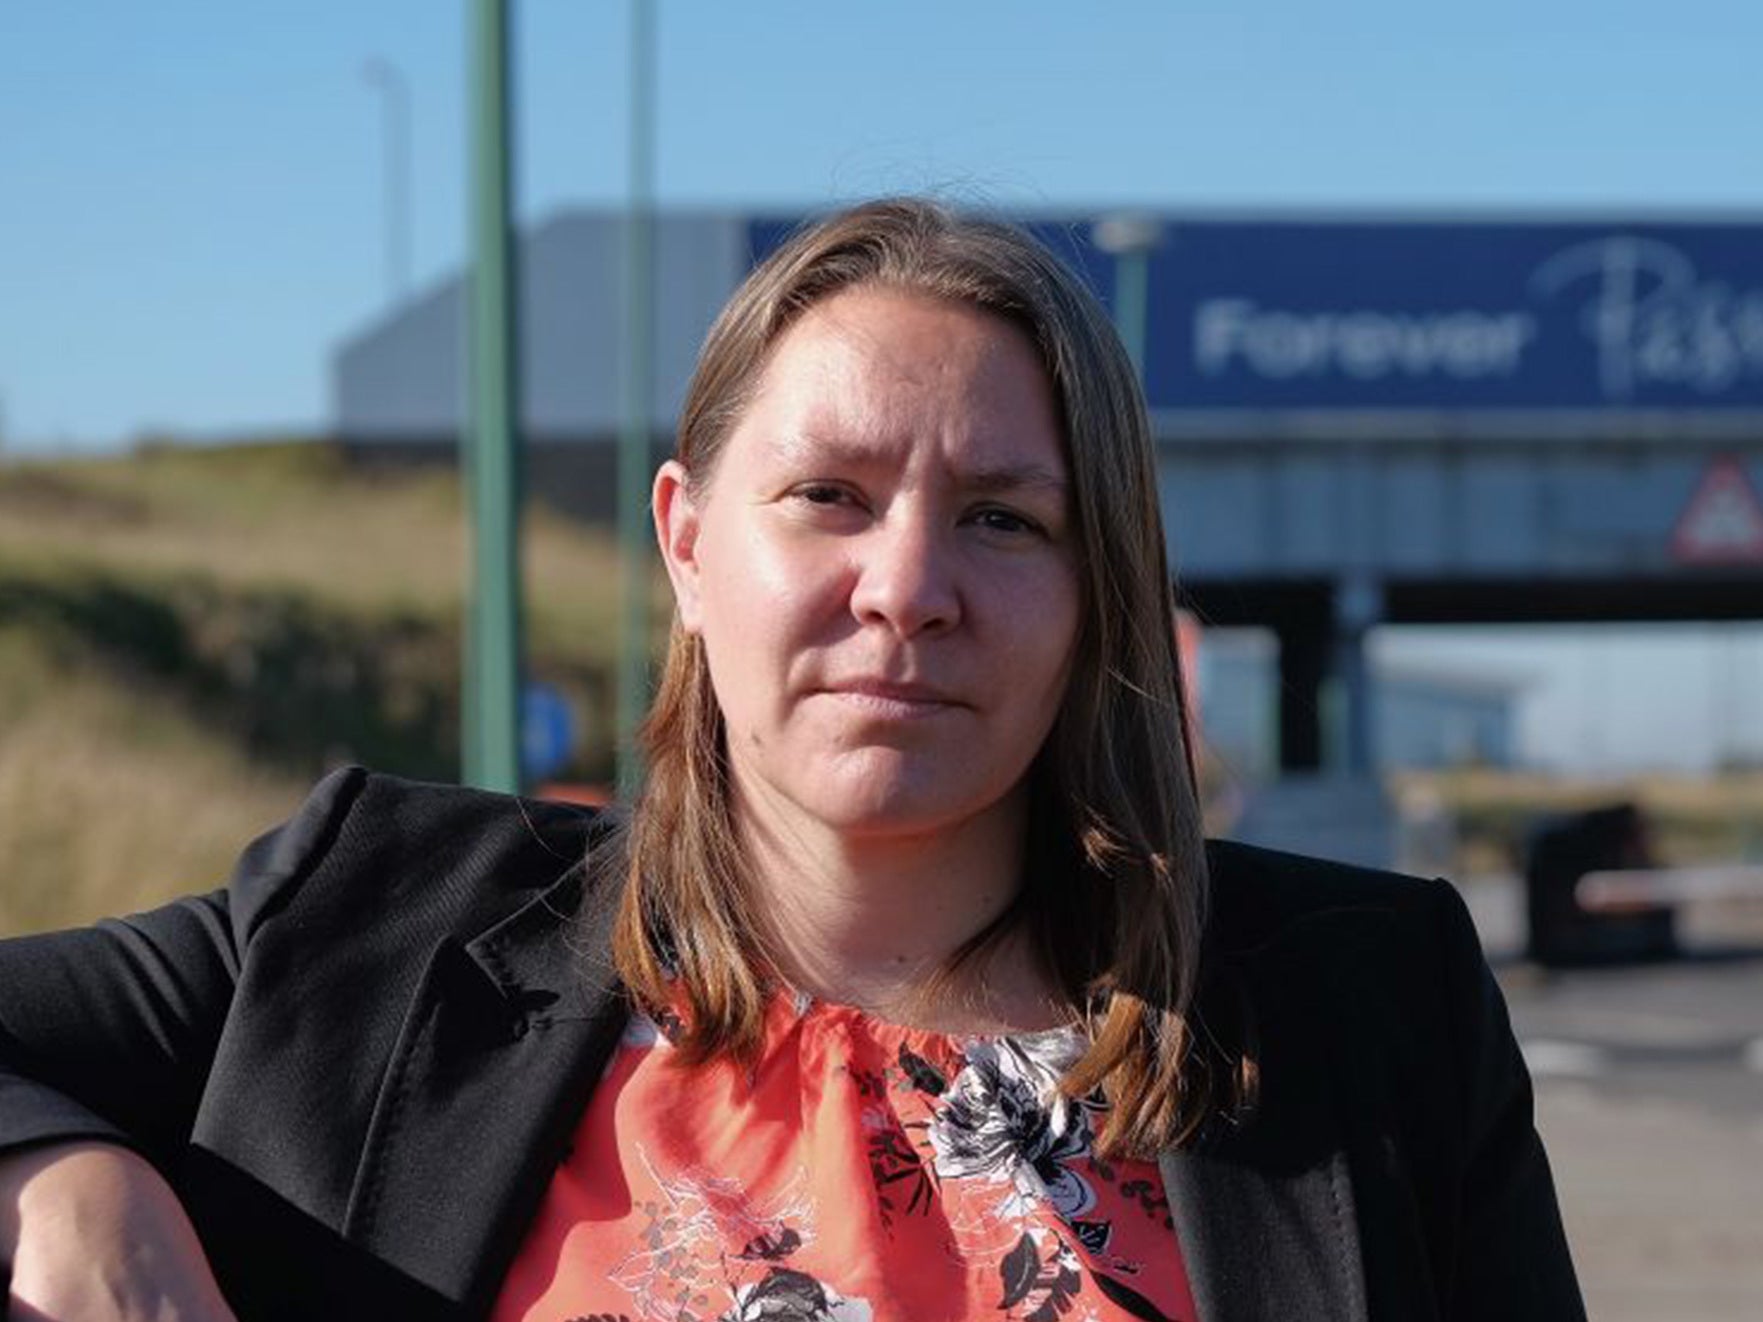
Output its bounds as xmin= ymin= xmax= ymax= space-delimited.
xmin=782 ymin=434 xmax=1069 ymax=496
xmin=773 ymin=431 xmax=876 ymax=469
xmin=958 ymin=462 xmax=1069 ymax=497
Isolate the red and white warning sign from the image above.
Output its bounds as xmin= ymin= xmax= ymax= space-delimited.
xmin=1671 ymin=457 xmax=1763 ymax=564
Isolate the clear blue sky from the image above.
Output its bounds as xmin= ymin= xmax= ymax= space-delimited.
xmin=3 ymin=0 xmax=1761 ymax=771
xmin=7 ymin=0 xmax=1763 ymax=447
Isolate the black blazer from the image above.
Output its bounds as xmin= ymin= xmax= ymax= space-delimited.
xmin=0 ymin=767 xmax=1583 ymax=1321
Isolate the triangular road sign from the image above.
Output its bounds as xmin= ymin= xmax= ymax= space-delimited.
xmin=1671 ymin=458 xmax=1763 ymax=564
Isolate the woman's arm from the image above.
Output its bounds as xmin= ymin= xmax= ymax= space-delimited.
xmin=0 ymin=766 xmax=369 ymax=1316
xmin=0 ymin=886 xmax=248 ymax=1319
xmin=0 ymin=767 xmax=365 ymax=1160
xmin=0 ymin=889 xmax=243 ymax=1162
xmin=3 ymin=1141 xmax=237 ymax=1321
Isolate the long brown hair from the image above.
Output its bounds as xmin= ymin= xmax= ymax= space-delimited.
xmin=611 ymin=198 xmax=1228 ymax=1156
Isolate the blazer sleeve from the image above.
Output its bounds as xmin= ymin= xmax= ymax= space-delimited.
xmin=0 ymin=765 xmax=369 ymax=1166
xmin=1428 ymin=876 xmax=1587 ymax=1321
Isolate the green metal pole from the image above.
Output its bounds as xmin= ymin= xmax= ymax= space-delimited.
xmin=463 ymin=0 xmax=523 ymax=792
xmin=615 ymin=0 xmax=656 ymax=798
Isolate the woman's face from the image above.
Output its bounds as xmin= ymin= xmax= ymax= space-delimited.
xmin=655 ymin=285 xmax=1082 ymax=842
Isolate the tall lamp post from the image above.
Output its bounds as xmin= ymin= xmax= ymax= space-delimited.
xmin=615 ymin=0 xmax=657 ymax=797
xmin=362 ymin=57 xmax=413 ymax=307
xmin=462 ymin=0 xmax=524 ymax=791
xmin=1091 ymin=214 xmax=1162 ymax=378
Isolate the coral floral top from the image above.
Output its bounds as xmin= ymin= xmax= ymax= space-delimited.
xmin=492 ymin=990 xmax=1196 ymax=1322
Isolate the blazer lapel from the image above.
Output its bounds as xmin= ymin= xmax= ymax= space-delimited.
xmin=1160 ymin=918 xmax=1375 ymax=1322
xmin=1161 ymin=1142 xmax=1369 ymax=1322
xmin=341 ymin=861 xmax=630 ymax=1315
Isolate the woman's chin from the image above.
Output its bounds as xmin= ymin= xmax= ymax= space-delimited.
xmin=784 ymin=763 xmax=1021 ymax=844
xmin=727 ymin=739 xmax=1031 ymax=844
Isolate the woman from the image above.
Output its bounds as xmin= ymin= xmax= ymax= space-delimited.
xmin=0 ymin=200 xmax=1583 ymax=1321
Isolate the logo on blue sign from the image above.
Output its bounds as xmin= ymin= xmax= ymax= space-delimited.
xmin=1529 ymin=236 xmax=1763 ymax=399
xmin=1155 ymin=223 xmax=1763 ymax=411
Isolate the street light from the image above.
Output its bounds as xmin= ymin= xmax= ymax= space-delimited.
xmin=1091 ymin=213 xmax=1162 ymax=379
xmin=616 ymin=0 xmax=657 ymax=797
xmin=362 ymin=56 xmax=413 ymax=308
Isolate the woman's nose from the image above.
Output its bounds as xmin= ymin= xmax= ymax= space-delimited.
xmin=847 ymin=515 xmax=961 ymax=638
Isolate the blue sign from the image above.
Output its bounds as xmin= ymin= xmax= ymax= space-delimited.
xmin=1141 ymin=222 xmax=1763 ymax=412
xmin=521 ymin=682 xmax=574 ymax=782
xmin=750 ymin=215 xmax=1763 ymax=412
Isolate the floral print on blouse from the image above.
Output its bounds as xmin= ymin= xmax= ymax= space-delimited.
xmin=492 ymin=991 xmax=1194 ymax=1322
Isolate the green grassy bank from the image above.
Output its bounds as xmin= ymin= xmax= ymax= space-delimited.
xmin=0 ymin=439 xmax=652 ymax=935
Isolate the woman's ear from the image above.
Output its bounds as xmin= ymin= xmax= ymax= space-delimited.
xmin=653 ymin=459 xmax=705 ymax=633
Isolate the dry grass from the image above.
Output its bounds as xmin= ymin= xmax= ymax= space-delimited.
xmin=0 ymin=440 xmax=665 ymax=936
xmin=1391 ymin=767 xmax=1763 ymax=874
xmin=0 ymin=440 xmax=665 ymax=658
xmin=0 ymin=443 xmax=469 ymax=610
xmin=0 ymin=631 xmax=310 ymax=935
xmin=1393 ymin=766 xmax=1763 ymax=816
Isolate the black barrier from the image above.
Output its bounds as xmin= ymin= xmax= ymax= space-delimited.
xmin=1525 ymin=803 xmax=1678 ymax=967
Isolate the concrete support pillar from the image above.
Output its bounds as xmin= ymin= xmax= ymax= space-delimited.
xmin=1277 ymin=627 xmax=1328 ymax=772
xmin=1332 ymin=574 xmax=1384 ymax=776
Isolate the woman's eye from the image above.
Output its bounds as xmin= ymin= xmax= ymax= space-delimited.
xmin=787 ymin=483 xmax=863 ymax=515
xmin=798 ymin=484 xmax=848 ymax=505
xmin=971 ymin=507 xmax=1042 ymax=536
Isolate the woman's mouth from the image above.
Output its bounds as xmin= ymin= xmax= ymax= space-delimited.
xmin=820 ymin=679 xmax=964 ymax=717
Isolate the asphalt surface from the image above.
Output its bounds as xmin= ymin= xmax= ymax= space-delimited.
xmin=1463 ymin=878 xmax=1763 ymax=1321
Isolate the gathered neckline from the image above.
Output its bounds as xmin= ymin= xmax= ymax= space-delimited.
xmin=771 ymin=985 xmax=1088 ymax=1053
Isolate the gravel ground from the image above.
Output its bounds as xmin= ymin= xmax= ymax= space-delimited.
xmin=1536 ymin=1082 xmax=1763 ymax=1322
xmin=1465 ymin=879 xmax=1763 ymax=1319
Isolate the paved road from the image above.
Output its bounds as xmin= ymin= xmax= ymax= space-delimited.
xmin=1460 ymin=878 xmax=1763 ymax=1321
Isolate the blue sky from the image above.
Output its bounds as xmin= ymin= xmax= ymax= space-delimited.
xmin=8 ymin=0 xmax=1763 ymax=447
xmin=3 ymin=0 xmax=1762 ymax=771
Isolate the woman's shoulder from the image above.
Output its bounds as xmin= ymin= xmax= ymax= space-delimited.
xmin=1198 ymin=838 xmax=1504 ymax=1079
xmin=1201 ymin=837 xmax=1476 ymax=973
xmin=297 ymin=764 xmax=607 ymax=851
xmin=222 ymin=765 xmax=614 ymax=948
